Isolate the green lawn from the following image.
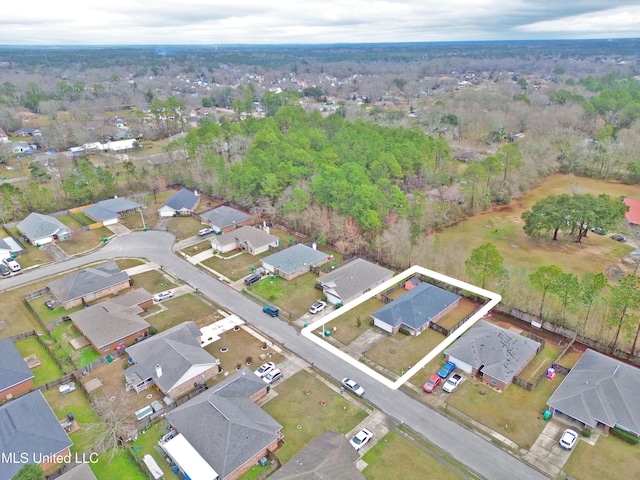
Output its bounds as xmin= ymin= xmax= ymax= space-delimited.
xmin=168 ymin=216 xmax=207 ymax=239
xmin=130 ymin=269 xmax=177 ymax=294
xmin=72 ymin=211 xmax=94 ymax=225
xmin=57 ymin=214 xmax=85 ymax=229
xmin=202 ymin=251 xmax=272 ymax=281
xmin=91 ymin=448 xmax=147 ymax=480
xmin=16 ymin=243 xmax=51 ymax=268
xmin=29 ymin=296 xmax=82 ymax=324
xmin=0 ymin=279 xmax=54 ymax=337
xmin=49 ymin=322 xmax=100 ymax=369
xmin=446 ymin=373 xmax=566 ymax=449
xmin=130 ymin=421 xmax=180 ymax=480
xmin=563 ymin=431 xmax=640 ymax=480
xmin=328 ymin=297 xmax=384 ymax=344
xmin=58 ymin=227 xmax=112 ymax=256
xmin=116 ymin=258 xmax=145 ymax=270
xmin=180 ymin=240 xmax=212 ymax=257
xmin=146 ymin=294 xmax=214 ymax=332
xmin=14 ymin=337 xmax=64 ymax=386
xmin=516 ymin=343 xmax=561 ymax=383
xmin=362 ymin=431 xmax=464 ymax=480
xmin=248 ymin=272 xmax=321 ymax=318
xmin=262 ymin=370 xmax=367 ymax=463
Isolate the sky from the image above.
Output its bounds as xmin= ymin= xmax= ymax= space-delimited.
xmin=1 ymin=1 xmax=639 ymax=45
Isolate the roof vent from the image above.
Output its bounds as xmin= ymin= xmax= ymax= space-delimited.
xmin=156 ymin=364 xmax=163 ymax=378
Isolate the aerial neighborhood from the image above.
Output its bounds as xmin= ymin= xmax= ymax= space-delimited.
xmin=0 ymin=39 xmax=639 ymax=480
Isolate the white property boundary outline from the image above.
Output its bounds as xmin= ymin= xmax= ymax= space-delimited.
xmin=301 ymin=265 xmax=502 ymax=390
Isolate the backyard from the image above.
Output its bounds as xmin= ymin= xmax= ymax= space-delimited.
xmin=262 ymin=370 xmax=368 ymax=463
xmin=14 ymin=336 xmax=64 ymax=386
xmin=130 ymin=421 xmax=180 ymax=480
xmin=50 ymin=321 xmax=101 ymax=368
xmin=0 ymin=279 xmax=56 ymax=337
xmin=91 ymin=448 xmax=147 ymax=480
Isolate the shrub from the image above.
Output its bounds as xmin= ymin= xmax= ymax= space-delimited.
xmin=581 ymin=428 xmax=592 ymax=438
xmin=610 ymin=427 xmax=640 ymax=445
xmin=399 ymin=327 xmax=412 ymax=336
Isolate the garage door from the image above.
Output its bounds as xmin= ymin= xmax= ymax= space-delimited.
xmin=448 ymin=356 xmax=473 ymax=375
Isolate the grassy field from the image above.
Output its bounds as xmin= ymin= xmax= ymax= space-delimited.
xmin=91 ymin=448 xmax=147 ymax=480
xmin=72 ymin=211 xmax=95 ymax=225
xmin=202 ymin=251 xmax=272 ymax=281
xmin=146 ymin=294 xmax=215 ymax=332
xmin=204 ymin=327 xmax=284 ymax=378
xmin=446 ymin=373 xmax=566 ymax=449
xmin=130 ymin=269 xmax=177 ymax=294
xmin=58 ymin=227 xmax=112 ymax=256
xmin=563 ymin=431 xmax=640 ymax=480
xmin=362 ymin=431 xmax=464 ymax=480
xmin=57 ymin=214 xmax=85 ymax=229
xmin=14 ymin=337 xmax=64 ymax=386
xmin=248 ymin=272 xmax=321 ymax=318
xmin=327 ymin=298 xmax=385 ymax=344
xmin=130 ymin=421 xmax=180 ymax=480
xmin=262 ymin=370 xmax=367 ymax=463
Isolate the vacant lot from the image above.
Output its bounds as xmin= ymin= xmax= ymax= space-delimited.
xmin=146 ymin=294 xmax=215 ymax=332
xmin=262 ymin=370 xmax=367 ymax=463
xmin=130 ymin=269 xmax=177 ymax=294
xmin=563 ymin=431 xmax=640 ymax=480
xmin=15 ymin=337 xmax=63 ymax=386
xmin=362 ymin=431 xmax=464 ymax=480
xmin=249 ymin=272 xmax=321 ymax=318
xmin=58 ymin=226 xmax=112 ymax=256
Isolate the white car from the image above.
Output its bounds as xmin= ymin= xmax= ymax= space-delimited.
xmin=342 ymin=378 xmax=365 ymax=397
xmin=350 ymin=428 xmax=373 ymax=451
xmin=254 ymin=362 xmax=275 ymax=378
xmin=3 ymin=258 xmax=21 ymax=272
xmin=309 ymin=301 xmax=327 ymax=314
xmin=559 ymin=429 xmax=579 ymax=450
xmin=198 ymin=228 xmax=214 ymax=236
xmin=262 ymin=368 xmax=283 ymax=384
xmin=153 ymin=290 xmax=174 ymax=302
xmin=442 ymin=374 xmax=463 ymax=393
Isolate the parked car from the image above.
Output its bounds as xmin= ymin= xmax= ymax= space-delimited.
xmin=254 ymin=362 xmax=275 ymax=378
xmin=198 ymin=228 xmax=214 ymax=236
xmin=559 ymin=429 xmax=579 ymax=450
xmin=611 ymin=234 xmax=627 ymax=242
xmin=0 ymin=264 xmax=10 ymax=276
xmin=423 ymin=374 xmax=442 ymax=393
xmin=262 ymin=367 xmax=283 ymax=384
xmin=442 ymin=374 xmax=463 ymax=393
xmin=438 ymin=361 xmax=456 ymax=379
xmin=349 ymin=428 xmax=373 ymax=451
xmin=309 ymin=300 xmax=327 ymax=314
xmin=263 ymin=305 xmax=279 ymax=317
xmin=341 ymin=377 xmax=365 ymax=397
xmin=3 ymin=258 xmax=21 ymax=272
xmin=590 ymin=227 xmax=605 ymax=235
xmin=153 ymin=290 xmax=174 ymax=302
xmin=244 ymin=274 xmax=261 ymax=286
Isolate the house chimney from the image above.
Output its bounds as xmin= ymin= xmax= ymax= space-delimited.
xmin=156 ymin=364 xmax=163 ymax=378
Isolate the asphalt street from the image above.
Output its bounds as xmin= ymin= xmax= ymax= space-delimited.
xmin=2 ymin=231 xmax=550 ymax=480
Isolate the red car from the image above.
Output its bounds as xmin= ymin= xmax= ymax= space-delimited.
xmin=423 ymin=374 xmax=442 ymax=393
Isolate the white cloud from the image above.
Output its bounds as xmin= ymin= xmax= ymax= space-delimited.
xmin=517 ymin=6 xmax=640 ymax=35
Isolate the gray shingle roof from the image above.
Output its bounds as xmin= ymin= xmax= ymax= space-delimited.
xmin=212 ymin=226 xmax=279 ymax=250
xmin=445 ymin=320 xmax=541 ymax=384
xmin=318 ymin=258 xmax=394 ymax=304
xmin=107 ymin=288 xmax=152 ymax=310
xmin=17 ymin=212 xmax=70 ymax=241
xmin=47 ymin=262 xmax=130 ymax=304
xmin=125 ymin=322 xmax=219 ymax=394
xmin=84 ymin=197 xmax=140 ymax=221
xmin=262 ymin=244 xmax=329 ymax=275
xmin=200 ymin=205 xmax=252 ymax=230
xmin=160 ymin=188 xmax=199 ymax=213
xmin=269 ymin=430 xmax=363 ymax=480
xmin=372 ymin=282 xmax=460 ymax=330
xmin=0 ymin=390 xmax=73 ymax=479
xmin=547 ymin=349 xmax=640 ymax=434
xmin=56 ymin=463 xmax=98 ymax=480
xmin=166 ymin=369 xmax=281 ymax=479
xmin=70 ymin=301 xmax=150 ymax=349
xmin=0 ymin=338 xmax=34 ymax=392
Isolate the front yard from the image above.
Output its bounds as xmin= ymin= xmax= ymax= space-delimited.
xmin=563 ymin=431 xmax=640 ymax=480
xmin=328 ymin=297 xmax=385 ymax=344
xmin=202 ymin=250 xmax=272 ymax=281
xmin=130 ymin=269 xmax=177 ymax=294
xmin=57 ymin=226 xmax=113 ymax=256
xmin=248 ymin=272 xmax=321 ymax=318
xmin=145 ymin=293 xmax=215 ymax=332
xmin=262 ymin=370 xmax=367 ymax=463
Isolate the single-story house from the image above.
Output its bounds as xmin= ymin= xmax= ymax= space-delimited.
xmin=83 ymin=197 xmax=141 ymax=225
xmin=104 ymin=139 xmax=138 ymax=152
xmin=158 ymin=188 xmax=201 ymax=217
xmin=47 ymin=262 xmax=131 ymax=309
xmin=14 ymin=127 xmax=41 ymax=137
xmin=17 ymin=212 xmax=72 ymax=245
xmin=69 ymin=290 xmax=152 ymax=355
xmin=0 ymin=237 xmax=22 ymax=259
xmin=197 ymin=205 xmax=253 ymax=233
xmin=317 ymin=258 xmax=394 ymax=306
xmin=125 ymin=321 xmax=220 ymax=399
xmin=372 ymin=281 xmax=461 ymax=335
xmin=547 ymin=349 xmax=640 ymax=435
xmin=163 ymin=369 xmax=282 ymax=480
xmin=623 ymin=197 xmax=640 ymax=226
xmin=445 ymin=320 xmax=542 ymax=391
xmin=211 ymin=226 xmax=280 ymax=255
xmin=0 ymin=390 xmax=73 ymax=479
xmin=11 ymin=141 xmax=36 ymax=154
xmin=261 ymin=243 xmax=329 ymax=280
xmin=269 ymin=430 xmax=364 ymax=480
xmin=56 ymin=463 xmax=98 ymax=480
xmin=0 ymin=338 xmax=35 ymax=401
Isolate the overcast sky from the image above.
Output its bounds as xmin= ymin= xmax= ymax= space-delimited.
xmin=1 ymin=1 xmax=639 ymax=45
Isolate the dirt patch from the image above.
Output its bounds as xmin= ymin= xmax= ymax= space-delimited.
xmin=605 ymin=264 xmax=626 ymax=282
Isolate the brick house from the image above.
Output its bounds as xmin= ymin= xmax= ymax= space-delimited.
xmin=0 ymin=338 xmax=35 ymax=401
xmin=197 ymin=205 xmax=253 ymax=234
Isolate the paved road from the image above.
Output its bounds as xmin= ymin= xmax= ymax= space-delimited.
xmin=1 ymin=231 xmax=550 ymax=480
